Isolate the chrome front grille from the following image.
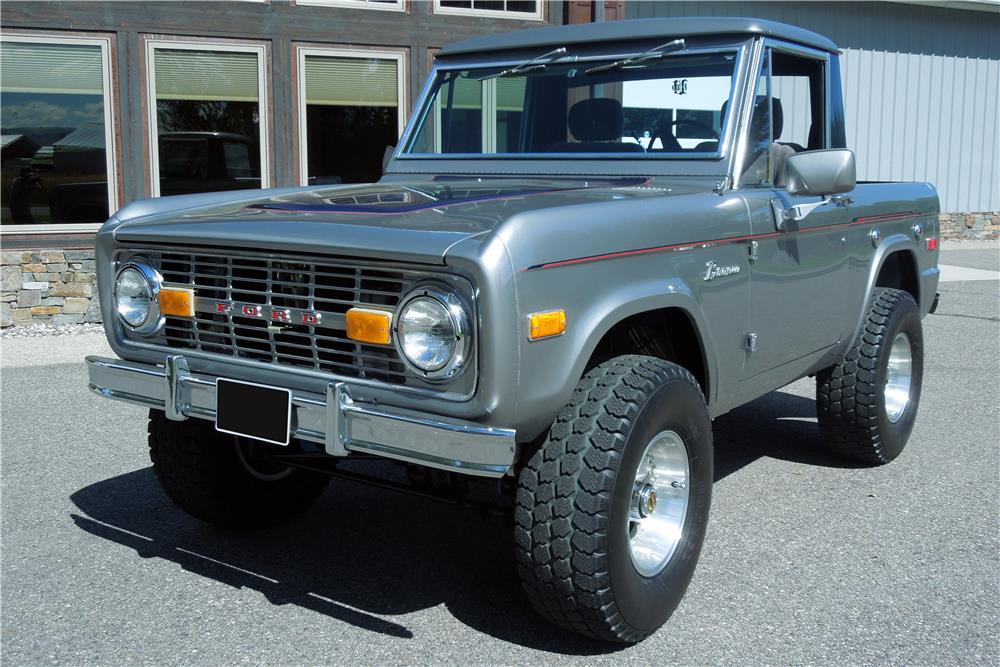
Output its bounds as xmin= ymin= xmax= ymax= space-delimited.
xmin=151 ymin=249 xmax=410 ymax=384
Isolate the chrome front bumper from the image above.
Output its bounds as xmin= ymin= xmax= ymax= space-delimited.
xmin=86 ymin=355 xmax=516 ymax=478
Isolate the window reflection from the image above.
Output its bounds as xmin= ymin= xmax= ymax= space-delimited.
xmin=1 ymin=40 xmax=111 ymax=226
xmin=301 ymin=54 xmax=401 ymax=185
xmin=151 ymin=47 xmax=263 ymax=196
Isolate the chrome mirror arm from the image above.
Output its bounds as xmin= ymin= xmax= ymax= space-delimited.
xmin=771 ymin=193 xmax=854 ymax=229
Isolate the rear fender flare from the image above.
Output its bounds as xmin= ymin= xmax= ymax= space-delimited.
xmin=848 ymin=235 xmax=918 ymax=350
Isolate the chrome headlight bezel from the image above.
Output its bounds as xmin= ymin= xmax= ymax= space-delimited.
xmin=114 ymin=258 xmax=162 ymax=335
xmin=393 ymin=285 xmax=472 ymax=382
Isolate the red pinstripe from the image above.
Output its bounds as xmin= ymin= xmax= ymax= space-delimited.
xmin=523 ymin=211 xmax=925 ymax=271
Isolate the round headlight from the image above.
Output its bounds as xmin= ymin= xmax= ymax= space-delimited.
xmin=395 ymin=288 xmax=471 ymax=379
xmin=114 ymin=261 xmax=160 ymax=332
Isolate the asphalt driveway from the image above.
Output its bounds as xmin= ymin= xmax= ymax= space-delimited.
xmin=1 ymin=245 xmax=997 ymax=665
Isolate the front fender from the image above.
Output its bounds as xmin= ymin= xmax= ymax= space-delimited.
xmin=510 ymin=271 xmax=717 ymax=441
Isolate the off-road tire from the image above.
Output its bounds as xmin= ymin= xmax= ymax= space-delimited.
xmin=514 ymin=355 xmax=712 ymax=643
xmin=148 ymin=409 xmax=328 ymax=529
xmin=816 ymin=288 xmax=924 ymax=464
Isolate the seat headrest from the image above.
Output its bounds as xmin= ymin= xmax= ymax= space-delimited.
xmin=568 ymin=98 xmax=624 ymax=142
xmin=721 ymin=96 xmax=784 ymax=140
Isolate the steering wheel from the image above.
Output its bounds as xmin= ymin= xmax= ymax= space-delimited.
xmin=650 ymin=119 xmax=721 ymax=151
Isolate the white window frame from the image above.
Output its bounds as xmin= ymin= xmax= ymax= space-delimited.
xmin=432 ymin=0 xmax=543 ymax=21
xmin=294 ymin=46 xmax=408 ymax=186
xmin=296 ymin=0 xmax=405 ymax=10
xmin=144 ymin=38 xmax=271 ymax=198
xmin=0 ymin=32 xmax=119 ymax=235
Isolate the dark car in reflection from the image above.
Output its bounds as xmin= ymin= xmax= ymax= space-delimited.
xmin=48 ymin=132 xmax=261 ymax=224
xmin=157 ymin=131 xmax=260 ymax=196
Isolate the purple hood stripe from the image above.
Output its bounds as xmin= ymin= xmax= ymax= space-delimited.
xmin=248 ymin=178 xmax=649 ymax=215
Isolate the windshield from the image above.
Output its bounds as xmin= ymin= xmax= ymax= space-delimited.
xmin=402 ymin=50 xmax=739 ymax=158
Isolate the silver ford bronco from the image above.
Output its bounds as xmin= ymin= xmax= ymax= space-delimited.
xmin=88 ymin=18 xmax=940 ymax=643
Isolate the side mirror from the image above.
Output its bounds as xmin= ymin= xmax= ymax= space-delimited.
xmin=784 ymin=149 xmax=856 ymax=197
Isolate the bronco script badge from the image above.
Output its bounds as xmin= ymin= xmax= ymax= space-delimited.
xmin=703 ymin=260 xmax=742 ymax=281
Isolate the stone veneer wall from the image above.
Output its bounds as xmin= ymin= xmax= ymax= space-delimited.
xmin=939 ymin=212 xmax=1000 ymax=240
xmin=1 ymin=249 xmax=100 ymax=327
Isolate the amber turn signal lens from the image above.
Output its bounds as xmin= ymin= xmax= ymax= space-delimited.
xmin=528 ymin=309 xmax=566 ymax=341
xmin=157 ymin=287 xmax=195 ymax=317
xmin=346 ymin=307 xmax=393 ymax=345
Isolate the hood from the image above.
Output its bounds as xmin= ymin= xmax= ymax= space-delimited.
xmin=111 ymin=177 xmax=713 ymax=264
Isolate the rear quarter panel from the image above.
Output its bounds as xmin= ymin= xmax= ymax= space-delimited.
xmin=842 ymin=182 xmax=940 ymax=349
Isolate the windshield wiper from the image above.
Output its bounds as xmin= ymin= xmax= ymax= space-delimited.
xmin=476 ymin=47 xmax=568 ymax=81
xmin=584 ymin=38 xmax=686 ymax=74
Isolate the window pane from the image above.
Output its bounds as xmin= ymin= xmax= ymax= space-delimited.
xmin=152 ymin=48 xmax=262 ymax=196
xmin=405 ymin=53 xmax=737 ymax=157
xmin=497 ymin=77 xmax=526 ymax=152
xmin=443 ymin=75 xmax=482 ymax=153
xmin=740 ymin=54 xmax=772 ymax=187
xmin=154 ymin=49 xmax=259 ymax=102
xmin=1 ymin=40 xmax=111 ymax=226
xmin=505 ymin=1 xmax=537 ymax=13
xmin=302 ymin=54 xmax=400 ymax=184
xmin=771 ymin=50 xmax=825 ymax=151
xmin=439 ymin=0 xmax=538 ymax=13
xmin=304 ymin=55 xmax=398 ymax=106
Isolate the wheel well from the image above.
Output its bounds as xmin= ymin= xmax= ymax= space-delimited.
xmin=586 ymin=308 xmax=709 ymax=398
xmin=875 ymin=251 xmax=919 ymax=304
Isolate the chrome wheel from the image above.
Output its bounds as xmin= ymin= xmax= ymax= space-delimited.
xmin=628 ymin=430 xmax=690 ymax=577
xmin=884 ymin=332 xmax=913 ymax=423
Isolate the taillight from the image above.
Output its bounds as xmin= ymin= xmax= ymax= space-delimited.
xmin=926 ymin=237 xmax=938 ymax=251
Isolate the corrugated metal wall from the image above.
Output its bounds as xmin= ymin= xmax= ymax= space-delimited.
xmin=627 ymin=1 xmax=1000 ymax=212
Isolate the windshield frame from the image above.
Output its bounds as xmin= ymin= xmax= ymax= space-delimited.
xmin=392 ymin=38 xmax=754 ymax=176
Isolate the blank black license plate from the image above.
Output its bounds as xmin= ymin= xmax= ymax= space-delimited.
xmin=215 ymin=379 xmax=292 ymax=446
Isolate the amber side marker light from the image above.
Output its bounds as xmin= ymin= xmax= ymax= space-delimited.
xmin=158 ymin=287 xmax=195 ymax=317
xmin=346 ymin=307 xmax=393 ymax=345
xmin=528 ymin=309 xmax=567 ymax=341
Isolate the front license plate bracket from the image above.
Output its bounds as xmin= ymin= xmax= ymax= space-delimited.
xmin=215 ymin=378 xmax=292 ymax=446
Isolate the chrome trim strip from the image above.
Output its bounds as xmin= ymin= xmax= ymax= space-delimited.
xmin=86 ymin=355 xmax=516 ymax=478
xmin=730 ymin=36 xmax=766 ymax=189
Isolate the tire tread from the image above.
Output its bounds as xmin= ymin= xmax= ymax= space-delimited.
xmin=816 ymin=288 xmax=916 ymax=464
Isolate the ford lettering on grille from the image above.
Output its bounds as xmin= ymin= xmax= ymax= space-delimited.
xmin=199 ymin=298 xmax=336 ymax=329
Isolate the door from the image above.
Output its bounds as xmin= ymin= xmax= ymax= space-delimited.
xmin=740 ymin=45 xmax=854 ymax=384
